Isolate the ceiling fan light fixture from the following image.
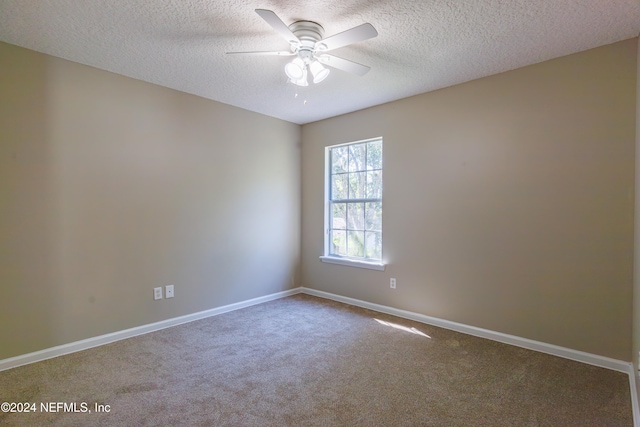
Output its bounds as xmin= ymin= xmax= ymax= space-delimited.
xmin=285 ymin=57 xmax=305 ymax=80
xmin=310 ymin=60 xmax=330 ymax=83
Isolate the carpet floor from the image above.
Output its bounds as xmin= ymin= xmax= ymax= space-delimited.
xmin=0 ymin=294 xmax=633 ymax=426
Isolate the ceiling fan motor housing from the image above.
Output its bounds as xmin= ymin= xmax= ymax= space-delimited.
xmin=289 ymin=21 xmax=325 ymax=63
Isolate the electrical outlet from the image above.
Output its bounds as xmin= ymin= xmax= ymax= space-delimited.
xmin=390 ymin=278 xmax=396 ymax=289
xmin=153 ymin=287 xmax=163 ymax=300
xmin=165 ymin=285 xmax=174 ymax=298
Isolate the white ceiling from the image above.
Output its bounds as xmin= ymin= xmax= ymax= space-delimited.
xmin=1 ymin=0 xmax=639 ymax=125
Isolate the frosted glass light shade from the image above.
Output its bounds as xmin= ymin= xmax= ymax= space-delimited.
xmin=290 ymin=68 xmax=308 ymax=86
xmin=310 ymin=60 xmax=330 ymax=83
xmin=284 ymin=57 xmax=305 ymax=80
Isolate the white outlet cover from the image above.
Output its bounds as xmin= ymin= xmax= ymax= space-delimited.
xmin=165 ymin=285 xmax=174 ymax=298
xmin=153 ymin=287 xmax=163 ymax=300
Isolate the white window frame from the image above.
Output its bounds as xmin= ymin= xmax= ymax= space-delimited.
xmin=320 ymin=137 xmax=385 ymax=271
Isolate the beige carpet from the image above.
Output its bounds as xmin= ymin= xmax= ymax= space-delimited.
xmin=0 ymin=294 xmax=633 ymax=426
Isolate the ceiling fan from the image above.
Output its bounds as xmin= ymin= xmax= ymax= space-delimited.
xmin=226 ymin=9 xmax=378 ymax=86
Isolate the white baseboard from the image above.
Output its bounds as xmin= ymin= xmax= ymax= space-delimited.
xmin=300 ymin=287 xmax=631 ymax=374
xmin=0 ymin=288 xmax=302 ymax=372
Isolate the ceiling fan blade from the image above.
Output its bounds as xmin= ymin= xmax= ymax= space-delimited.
xmin=317 ymin=54 xmax=371 ymax=76
xmin=255 ymin=9 xmax=299 ymax=44
xmin=316 ymin=23 xmax=377 ymax=52
xmin=226 ymin=51 xmax=295 ymax=56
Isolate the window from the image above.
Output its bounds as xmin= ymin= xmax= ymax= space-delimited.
xmin=321 ymin=137 xmax=384 ymax=270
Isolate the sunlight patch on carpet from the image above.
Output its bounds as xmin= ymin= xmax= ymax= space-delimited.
xmin=374 ymin=319 xmax=431 ymax=338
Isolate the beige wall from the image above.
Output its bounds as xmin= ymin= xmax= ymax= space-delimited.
xmin=1 ymin=37 xmax=637 ymax=363
xmin=0 ymin=42 xmax=301 ymax=360
xmin=301 ymin=39 xmax=637 ymax=361
xmin=634 ymin=35 xmax=640 ymax=379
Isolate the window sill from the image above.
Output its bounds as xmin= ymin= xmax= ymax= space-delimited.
xmin=319 ymin=256 xmax=385 ymax=271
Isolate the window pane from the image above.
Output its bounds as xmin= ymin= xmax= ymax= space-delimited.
xmin=366 ymin=171 xmax=382 ymax=199
xmin=331 ymin=174 xmax=348 ymax=200
xmin=332 ymin=146 xmax=348 ymax=174
xmin=365 ymin=231 xmax=382 ymax=260
xmin=326 ymin=138 xmax=382 ymax=263
xmin=330 ymin=230 xmax=347 ymax=256
xmin=332 ymin=203 xmax=346 ymax=230
xmin=348 ymin=144 xmax=366 ymax=172
xmin=365 ymin=202 xmax=382 ymax=231
xmin=366 ymin=140 xmax=382 ymax=170
xmin=348 ymin=172 xmax=366 ymax=199
xmin=347 ymin=203 xmax=364 ymax=231
xmin=347 ymin=231 xmax=365 ymax=257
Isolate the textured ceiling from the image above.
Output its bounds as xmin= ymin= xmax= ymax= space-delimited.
xmin=1 ymin=0 xmax=639 ymax=124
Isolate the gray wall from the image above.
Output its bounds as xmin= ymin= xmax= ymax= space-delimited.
xmin=301 ymin=39 xmax=637 ymax=361
xmin=0 ymin=42 xmax=301 ymax=360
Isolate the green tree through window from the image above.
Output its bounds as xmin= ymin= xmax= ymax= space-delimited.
xmin=326 ymin=138 xmax=382 ymax=261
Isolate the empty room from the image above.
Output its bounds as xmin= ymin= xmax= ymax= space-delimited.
xmin=1 ymin=1 xmax=640 ymax=425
